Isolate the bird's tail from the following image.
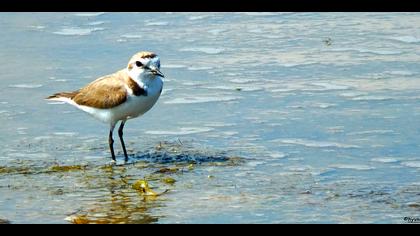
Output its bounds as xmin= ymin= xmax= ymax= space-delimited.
xmin=45 ymin=91 xmax=79 ymax=101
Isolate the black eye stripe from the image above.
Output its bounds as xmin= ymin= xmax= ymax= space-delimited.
xmin=135 ymin=61 xmax=143 ymax=67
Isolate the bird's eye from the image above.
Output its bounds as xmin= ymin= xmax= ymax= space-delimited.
xmin=135 ymin=61 xmax=143 ymax=67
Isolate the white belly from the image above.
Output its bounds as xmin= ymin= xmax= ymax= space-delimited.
xmin=114 ymin=92 xmax=161 ymax=120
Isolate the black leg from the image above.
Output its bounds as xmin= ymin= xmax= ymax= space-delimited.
xmin=118 ymin=120 xmax=129 ymax=162
xmin=109 ymin=124 xmax=116 ymax=162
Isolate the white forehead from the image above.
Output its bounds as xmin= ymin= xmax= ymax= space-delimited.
xmin=149 ymin=56 xmax=160 ymax=64
xmin=146 ymin=56 xmax=160 ymax=68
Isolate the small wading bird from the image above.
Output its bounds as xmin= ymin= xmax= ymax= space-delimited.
xmin=46 ymin=51 xmax=164 ymax=163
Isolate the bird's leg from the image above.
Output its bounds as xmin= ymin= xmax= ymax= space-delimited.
xmin=118 ymin=120 xmax=129 ymax=162
xmin=109 ymin=123 xmax=116 ymax=162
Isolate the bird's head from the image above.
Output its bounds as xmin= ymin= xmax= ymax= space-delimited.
xmin=127 ymin=51 xmax=164 ymax=80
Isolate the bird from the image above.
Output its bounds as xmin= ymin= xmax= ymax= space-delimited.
xmin=46 ymin=51 xmax=164 ymax=163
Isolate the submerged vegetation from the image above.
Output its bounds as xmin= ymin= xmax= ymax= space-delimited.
xmin=49 ymin=164 xmax=87 ymax=172
xmin=1 ymin=140 xmax=244 ymax=224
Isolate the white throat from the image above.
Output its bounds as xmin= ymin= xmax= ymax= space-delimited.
xmin=126 ymin=68 xmax=150 ymax=89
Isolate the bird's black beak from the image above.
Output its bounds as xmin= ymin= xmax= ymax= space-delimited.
xmin=150 ymin=68 xmax=165 ymax=78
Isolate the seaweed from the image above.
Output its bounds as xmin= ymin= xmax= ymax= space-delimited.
xmin=49 ymin=164 xmax=87 ymax=172
xmin=0 ymin=166 xmax=31 ymax=175
xmin=155 ymin=167 xmax=179 ymax=174
xmin=132 ymin=179 xmax=169 ymax=198
xmin=161 ymin=177 xmax=176 ymax=185
xmin=132 ymin=180 xmax=159 ymax=196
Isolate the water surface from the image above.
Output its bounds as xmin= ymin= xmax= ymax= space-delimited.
xmin=0 ymin=12 xmax=419 ymax=223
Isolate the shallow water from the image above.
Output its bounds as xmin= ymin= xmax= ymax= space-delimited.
xmin=0 ymin=12 xmax=419 ymax=224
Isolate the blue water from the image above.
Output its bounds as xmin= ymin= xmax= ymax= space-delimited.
xmin=0 ymin=12 xmax=419 ymax=223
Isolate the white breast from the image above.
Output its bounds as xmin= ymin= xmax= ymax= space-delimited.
xmin=123 ymin=79 xmax=163 ymax=120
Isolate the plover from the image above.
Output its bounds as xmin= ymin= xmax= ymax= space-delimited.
xmin=46 ymin=51 xmax=164 ymax=163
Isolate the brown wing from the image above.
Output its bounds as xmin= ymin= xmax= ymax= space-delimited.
xmin=72 ymin=74 xmax=127 ymax=109
xmin=46 ymin=91 xmax=79 ymax=100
